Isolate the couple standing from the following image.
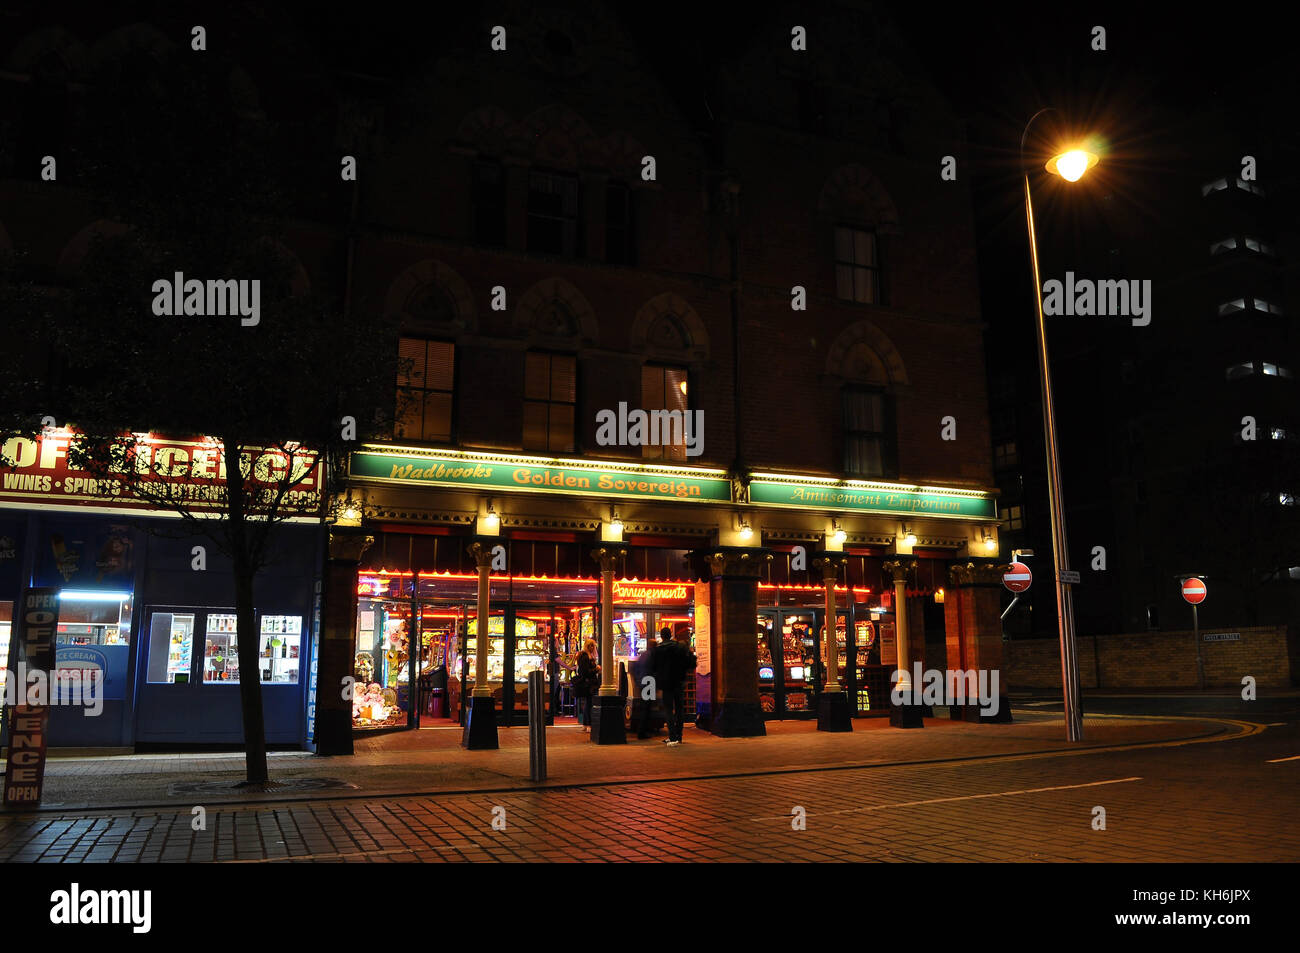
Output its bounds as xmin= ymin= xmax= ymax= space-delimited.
xmin=636 ymin=627 xmax=697 ymax=746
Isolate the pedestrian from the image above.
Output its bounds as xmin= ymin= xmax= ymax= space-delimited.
xmin=653 ymin=626 xmax=696 ymax=746
xmin=630 ymin=636 xmax=658 ymax=739
xmin=574 ymin=639 xmax=600 ymax=732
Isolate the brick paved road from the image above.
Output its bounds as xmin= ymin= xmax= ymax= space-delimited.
xmin=2 ymin=714 xmax=1296 ymax=862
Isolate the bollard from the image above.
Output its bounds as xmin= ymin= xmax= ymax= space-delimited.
xmin=528 ymin=669 xmax=547 ymax=781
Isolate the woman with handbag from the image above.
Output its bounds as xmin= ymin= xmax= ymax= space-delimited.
xmin=575 ymin=639 xmax=600 ymax=732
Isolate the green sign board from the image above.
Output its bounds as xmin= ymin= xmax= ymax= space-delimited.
xmin=349 ymin=450 xmax=731 ymax=503
xmin=749 ymin=479 xmax=996 ymax=519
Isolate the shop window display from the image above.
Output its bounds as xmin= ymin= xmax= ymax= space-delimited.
xmin=0 ymin=602 xmax=12 ymax=706
xmin=352 ymin=601 xmax=410 ymax=728
xmin=757 ymin=618 xmax=777 ymax=713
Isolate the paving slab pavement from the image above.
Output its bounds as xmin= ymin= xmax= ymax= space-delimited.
xmin=0 ymin=708 xmax=1251 ymax=813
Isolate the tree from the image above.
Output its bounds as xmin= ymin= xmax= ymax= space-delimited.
xmin=1 ymin=50 xmax=396 ymax=783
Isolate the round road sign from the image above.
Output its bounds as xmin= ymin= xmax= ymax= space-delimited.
xmin=1182 ymin=577 xmax=1207 ymax=605
xmin=1003 ymin=562 xmax=1032 ymax=593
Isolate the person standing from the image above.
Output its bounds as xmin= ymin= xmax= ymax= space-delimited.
xmin=629 ymin=635 xmax=659 ymax=739
xmin=574 ymin=639 xmax=600 ymax=732
xmin=653 ymin=627 xmax=696 ymax=746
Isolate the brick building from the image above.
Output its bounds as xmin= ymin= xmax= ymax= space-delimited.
xmin=0 ymin=2 xmax=1010 ymax=752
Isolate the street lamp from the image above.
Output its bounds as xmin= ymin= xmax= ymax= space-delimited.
xmin=1022 ymin=108 xmax=1097 ymax=742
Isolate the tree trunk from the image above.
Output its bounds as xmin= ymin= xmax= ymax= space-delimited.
xmin=234 ymin=549 xmax=269 ymax=784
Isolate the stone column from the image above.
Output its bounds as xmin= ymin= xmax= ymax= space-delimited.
xmin=704 ymin=546 xmax=772 ymax=737
xmin=812 ymin=552 xmax=852 ymax=732
xmin=883 ymin=558 xmax=923 ymax=728
xmin=315 ymin=529 xmax=373 ymax=756
xmin=946 ymin=561 xmax=1013 ymax=723
xmin=462 ymin=540 xmax=498 ymax=749
xmin=589 ymin=544 xmax=627 ymax=744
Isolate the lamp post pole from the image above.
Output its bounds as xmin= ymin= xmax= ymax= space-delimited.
xmin=1022 ymin=108 xmax=1085 ymax=742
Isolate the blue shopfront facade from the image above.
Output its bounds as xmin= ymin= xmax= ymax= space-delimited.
xmin=0 ymin=507 xmax=321 ymax=750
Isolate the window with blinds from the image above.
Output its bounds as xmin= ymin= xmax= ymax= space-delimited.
xmin=523 ymin=352 xmax=576 ymax=453
xmin=640 ymin=365 xmax=690 ymax=460
xmin=395 ymin=338 xmax=455 ymax=443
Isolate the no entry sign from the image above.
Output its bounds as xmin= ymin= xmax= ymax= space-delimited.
xmin=1182 ymin=577 xmax=1207 ymax=605
xmin=1003 ymin=562 xmax=1032 ymax=593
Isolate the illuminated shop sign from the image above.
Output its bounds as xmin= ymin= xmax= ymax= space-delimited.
xmin=748 ymin=474 xmax=996 ymax=520
xmin=0 ymin=432 xmax=323 ymax=515
xmin=348 ymin=448 xmax=731 ymax=503
xmin=612 ymin=581 xmax=692 ymax=604
xmin=346 ymin=448 xmax=995 ymax=520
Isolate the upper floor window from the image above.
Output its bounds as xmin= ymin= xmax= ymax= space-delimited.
xmin=1236 ymin=178 xmax=1265 ymax=196
xmin=1261 ymin=362 xmax=1293 ymax=378
xmin=1243 ymin=236 xmax=1275 ymax=256
xmin=842 ymin=387 xmax=893 ymax=478
xmin=990 ymin=407 xmax=1015 ymax=439
xmin=1218 ymin=298 xmax=1246 ymax=316
xmin=999 ymin=505 xmax=1024 ymax=532
xmin=473 ymin=160 xmax=506 ymax=247
xmin=834 ymin=226 xmax=878 ymax=304
xmin=1200 ymin=177 xmax=1228 ymax=196
xmin=993 ymin=441 xmax=1019 ymax=469
xmin=605 ymin=181 xmax=636 ymax=265
xmin=395 ymin=338 xmax=455 ymax=443
xmin=1209 ymin=237 xmax=1238 ymax=254
xmin=640 ymin=364 xmax=689 ymax=461
xmin=1226 ymin=361 xmax=1254 ymax=381
xmin=1252 ymin=298 xmax=1284 ymax=315
xmin=523 ymin=352 xmax=576 ymax=452
xmin=528 ymin=171 xmax=581 ymax=257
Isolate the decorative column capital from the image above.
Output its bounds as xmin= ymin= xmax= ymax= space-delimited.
xmin=882 ymin=557 xmax=918 ymax=583
xmin=810 ymin=551 xmax=847 ymax=581
xmin=699 ymin=546 xmax=772 ymax=580
xmin=589 ymin=544 xmax=628 ymax=572
xmin=467 ymin=539 xmax=498 ymax=569
xmin=948 ymin=560 xmax=1007 ymax=588
xmin=328 ymin=530 xmax=374 ymax=563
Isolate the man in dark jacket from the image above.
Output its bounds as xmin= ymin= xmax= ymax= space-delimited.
xmin=653 ymin=627 xmax=696 ymax=745
xmin=629 ymin=637 xmax=658 ymax=738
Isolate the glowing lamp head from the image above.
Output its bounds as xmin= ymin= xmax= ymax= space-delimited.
xmin=984 ymin=535 xmax=997 ymax=551
xmin=1046 ymin=149 xmax=1099 ymax=183
xmin=904 ymin=532 xmax=917 ymax=547
xmin=342 ymin=506 xmax=359 ymax=521
xmin=833 ymin=529 xmax=847 ymax=545
xmin=739 ymin=524 xmax=753 ymax=541
xmin=609 ymin=518 xmax=623 ymax=535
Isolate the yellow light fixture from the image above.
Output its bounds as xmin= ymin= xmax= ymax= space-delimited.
xmin=832 ymin=521 xmax=847 ymax=545
xmin=901 ymin=525 xmax=917 ymax=547
xmin=484 ymin=501 xmax=499 ymax=529
xmin=343 ymin=505 xmax=359 ymax=521
xmin=934 ymin=587 xmax=945 ymax=604
xmin=1045 ymin=149 xmax=1099 ymax=183
xmin=609 ymin=507 xmax=623 ymax=535
xmin=983 ymin=533 xmax=997 ymax=551
xmin=678 ymin=379 xmax=688 ymax=396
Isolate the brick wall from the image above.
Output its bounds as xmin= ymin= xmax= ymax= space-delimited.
xmin=1005 ymin=626 xmax=1296 ymax=690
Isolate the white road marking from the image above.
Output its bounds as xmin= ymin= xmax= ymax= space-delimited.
xmin=752 ymin=776 xmax=1142 ymax=821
